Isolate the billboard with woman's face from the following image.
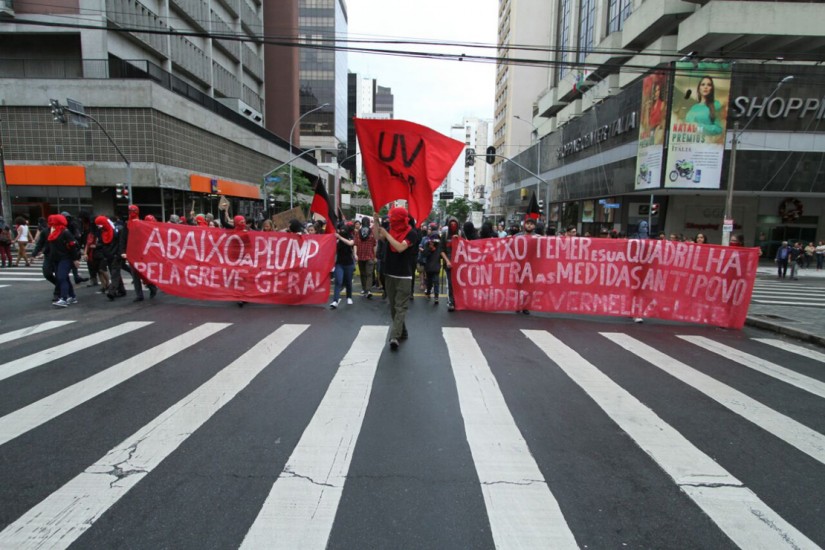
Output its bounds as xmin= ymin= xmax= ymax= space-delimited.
xmin=635 ymin=71 xmax=669 ymax=190
xmin=664 ymin=61 xmax=732 ymax=189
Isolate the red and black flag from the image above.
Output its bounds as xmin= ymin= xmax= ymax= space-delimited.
xmin=354 ymin=118 xmax=464 ymax=223
xmin=525 ymin=191 xmax=541 ymax=221
xmin=310 ymin=179 xmax=337 ymax=234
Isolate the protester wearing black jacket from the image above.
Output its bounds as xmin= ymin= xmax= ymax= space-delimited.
xmin=46 ymin=214 xmax=80 ymax=307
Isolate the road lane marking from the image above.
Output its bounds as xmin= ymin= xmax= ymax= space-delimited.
xmin=0 ymin=321 xmax=75 ymax=345
xmin=240 ymin=325 xmax=387 ymax=549
xmin=0 ymin=322 xmax=153 ymax=382
xmin=443 ymin=327 xmax=578 ymax=549
xmin=527 ymin=330 xmax=817 ymax=550
xmin=0 ymin=323 xmax=231 ymax=447
xmin=0 ymin=323 xmax=308 ymax=549
xmin=679 ymin=335 xmax=825 ymax=399
xmin=752 ymin=338 xmax=825 ymax=364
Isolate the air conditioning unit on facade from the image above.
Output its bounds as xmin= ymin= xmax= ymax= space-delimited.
xmin=0 ymin=0 xmax=15 ymax=17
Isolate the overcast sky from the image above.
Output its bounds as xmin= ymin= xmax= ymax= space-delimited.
xmin=345 ymin=0 xmax=497 ymax=136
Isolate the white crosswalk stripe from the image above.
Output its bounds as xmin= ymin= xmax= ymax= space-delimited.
xmin=0 ymin=321 xmax=152 ymax=382
xmin=0 ymin=320 xmax=823 ymax=548
xmin=241 ymin=325 xmax=386 ymax=549
xmin=0 ymin=323 xmax=308 ymax=549
xmin=753 ymin=338 xmax=825 ymax=363
xmin=678 ymin=335 xmax=825 ymax=399
xmin=750 ymin=278 xmax=825 ymax=307
xmin=444 ymin=327 xmax=578 ymax=549
xmin=0 ymin=323 xmax=230 ymax=447
xmin=529 ymin=330 xmax=818 ymax=550
xmin=0 ymin=321 xmax=75 ymax=345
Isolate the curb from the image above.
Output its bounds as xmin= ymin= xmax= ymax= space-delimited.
xmin=745 ymin=316 xmax=825 ymax=348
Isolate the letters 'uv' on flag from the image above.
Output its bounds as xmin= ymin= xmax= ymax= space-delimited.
xmin=310 ymin=179 xmax=337 ymax=234
xmin=354 ymin=118 xmax=465 ymax=223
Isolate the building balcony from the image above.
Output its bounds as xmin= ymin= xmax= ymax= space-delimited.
xmin=620 ymin=0 xmax=696 ymax=50
xmin=678 ymin=1 xmax=825 ymax=61
xmin=0 ymin=0 xmax=14 ymax=17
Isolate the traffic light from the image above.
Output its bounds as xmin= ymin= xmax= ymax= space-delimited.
xmin=267 ymin=195 xmax=276 ymax=209
xmin=115 ymin=183 xmax=124 ymax=200
xmin=486 ymin=145 xmax=496 ymax=164
xmin=538 ymin=199 xmax=544 ymax=212
xmin=465 ymin=148 xmax=475 ymax=167
xmin=651 ymin=202 xmax=660 ymax=216
xmin=49 ymin=99 xmax=66 ymax=124
xmin=336 ymin=142 xmax=348 ymax=162
xmin=121 ymin=185 xmax=129 ymax=203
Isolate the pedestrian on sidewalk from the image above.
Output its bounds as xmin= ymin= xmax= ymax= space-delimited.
xmin=789 ymin=241 xmax=803 ymax=280
xmin=374 ymin=207 xmax=418 ymax=350
xmin=776 ymin=241 xmax=791 ymax=279
xmin=816 ymin=240 xmax=825 ymax=271
xmin=0 ymin=217 xmax=13 ymax=268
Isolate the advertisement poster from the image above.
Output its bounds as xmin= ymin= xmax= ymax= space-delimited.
xmin=635 ymin=71 xmax=669 ymax=190
xmin=665 ymin=61 xmax=732 ymax=189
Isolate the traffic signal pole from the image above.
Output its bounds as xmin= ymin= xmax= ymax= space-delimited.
xmin=50 ymin=100 xmax=133 ymax=205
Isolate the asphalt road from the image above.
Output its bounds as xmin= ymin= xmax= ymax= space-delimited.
xmin=1 ymin=273 xmax=824 ymax=549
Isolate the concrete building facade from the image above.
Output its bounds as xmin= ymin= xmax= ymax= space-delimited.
xmin=0 ymin=0 xmax=317 ymax=221
xmin=500 ymin=0 xmax=825 ymax=252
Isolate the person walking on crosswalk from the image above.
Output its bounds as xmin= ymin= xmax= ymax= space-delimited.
xmin=94 ymin=215 xmax=126 ymax=301
xmin=123 ymin=205 xmax=158 ymax=302
xmin=374 ymin=207 xmax=418 ymax=350
xmin=46 ymin=214 xmax=81 ymax=307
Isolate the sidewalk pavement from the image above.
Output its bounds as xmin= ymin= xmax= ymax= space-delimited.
xmin=745 ymin=263 xmax=825 ymax=347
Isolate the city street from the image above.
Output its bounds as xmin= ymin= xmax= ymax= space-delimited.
xmin=1 ymin=267 xmax=824 ymax=549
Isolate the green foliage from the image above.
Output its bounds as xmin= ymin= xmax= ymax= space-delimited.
xmin=267 ymin=167 xmax=313 ymax=209
xmin=444 ymin=197 xmax=483 ymax=224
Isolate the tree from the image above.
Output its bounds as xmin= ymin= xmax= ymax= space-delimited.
xmin=444 ymin=197 xmax=483 ymax=224
xmin=267 ymin=167 xmax=314 ymax=210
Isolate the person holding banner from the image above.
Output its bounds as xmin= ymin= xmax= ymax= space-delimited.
xmin=440 ymin=217 xmax=463 ymax=312
xmin=374 ymin=207 xmax=417 ymax=350
xmin=686 ymin=76 xmax=724 ymax=137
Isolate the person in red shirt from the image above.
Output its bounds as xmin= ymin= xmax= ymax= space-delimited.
xmin=354 ymin=217 xmax=377 ymax=298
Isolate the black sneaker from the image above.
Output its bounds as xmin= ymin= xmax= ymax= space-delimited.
xmin=149 ymin=285 xmax=158 ymax=298
xmin=389 ymin=338 xmax=399 ymax=350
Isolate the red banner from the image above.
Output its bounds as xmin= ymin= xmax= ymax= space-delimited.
xmin=126 ymin=221 xmax=336 ymax=305
xmin=451 ymin=237 xmax=759 ymax=328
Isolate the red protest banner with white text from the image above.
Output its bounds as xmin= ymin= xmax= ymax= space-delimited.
xmin=126 ymin=221 xmax=336 ymax=305
xmin=451 ymin=237 xmax=758 ymax=328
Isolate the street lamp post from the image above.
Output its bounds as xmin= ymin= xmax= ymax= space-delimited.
xmin=722 ymin=75 xmax=793 ymax=246
xmin=289 ymin=103 xmax=329 ymax=210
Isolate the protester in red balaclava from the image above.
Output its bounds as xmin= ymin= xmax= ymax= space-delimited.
xmin=144 ymin=214 xmax=157 ymax=222
xmin=373 ymin=206 xmax=419 ymax=350
xmin=440 ymin=216 xmax=463 ymax=311
xmin=194 ymin=214 xmax=208 ymax=227
xmin=233 ymin=215 xmax=247 ymax=231
xmin=93 ymin=215 xmax=125 ymax=301
xmin=127 ymin=204 xmax=140 ymax=223
xmin=47 ymin=214 xmax=80 ymax=307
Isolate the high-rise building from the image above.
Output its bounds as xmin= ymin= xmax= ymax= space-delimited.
xmin=490 ymin=0 xmax=552 ymax=218
xmin=297 ymin=0 xmax=348 ymax=153
xmin=501 ymin=0 xmax=825 ymax=249
xmin=446 ymin=117 xmax=494 ymax=207
xmin=0 ymin=0 xmax=313 ymax=221
xmin=346 ymin=72 xmax=394 ymax=186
